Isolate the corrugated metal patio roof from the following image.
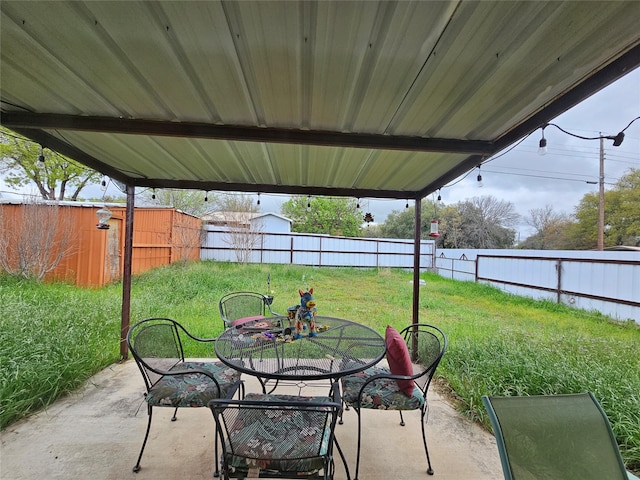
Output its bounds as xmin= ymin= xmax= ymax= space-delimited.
xmin=1 ymin=1 xmax=639 ymax=201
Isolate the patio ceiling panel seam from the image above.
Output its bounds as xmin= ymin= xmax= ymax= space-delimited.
xmin=143 ymin=2 xmax=222 ymax=123
xmin=73 ymin=1 xmax=176 ymax=118
xmin=0 ymin=5 xmax=121 ymax=116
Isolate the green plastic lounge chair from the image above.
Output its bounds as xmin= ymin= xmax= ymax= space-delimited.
xmin=482 ymin=392 xmax=639 ymax=480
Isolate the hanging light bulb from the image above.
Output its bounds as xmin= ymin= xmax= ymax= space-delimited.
xmin=101 ymin=176 xmax=108 ymax=189
xmin=307 ymin=195 xmax=311 ymax=212
xmin=38 ymin=145 xmax=45 ymax=163
xmin=405 ymin=200 xmax=409 ymax=209
xmin=356 ymin=198 xmax=360 ymax=209
xmin=204 ymin=191 xmax=209 ymax=202
xmin=151 ymin=188 xmax=156 ymax=200
xmin=477 ymin=165 xmax=483 ymax=187
xmin=257 ymin=192 xmax=261 ymax=206
xmin=437 ymin=189 xmax=442 ymax=202
xmin=538 ymin=127 xmax=547 ymax=155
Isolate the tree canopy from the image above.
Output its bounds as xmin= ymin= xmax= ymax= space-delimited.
xmin=281 ymin=196 xmax=362 ymax=236
xmin=381 ymin=196 xmax=518 ymax=248
xmin=572 ymin=168 xmax=640 ymax=248
xmin=0 ymin=127 xmax=101 ymax=201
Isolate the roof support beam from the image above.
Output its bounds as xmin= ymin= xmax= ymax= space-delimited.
xmin=2 ymin=112 xmax=495 ymax=155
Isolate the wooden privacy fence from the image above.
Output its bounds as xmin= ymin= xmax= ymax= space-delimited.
xmin=435 ymin=249 xmax=640 ymax=323
xmin=201 ymin=226 xmax=435 ymax=269
xmin=0 ymin=201 xmax=201 ymax=287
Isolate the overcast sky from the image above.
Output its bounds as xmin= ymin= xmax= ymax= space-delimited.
xmin=246 ymin=67 xmax=640 ymax=239
xmin=2 ymin=68 xmax=638 ymax=240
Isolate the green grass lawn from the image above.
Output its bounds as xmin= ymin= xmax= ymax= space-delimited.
xmin=1 ymin=261 xmax=638 ymax=471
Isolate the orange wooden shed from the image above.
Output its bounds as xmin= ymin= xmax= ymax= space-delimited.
xmin=0 ymin=200 xmax=201 ymax=287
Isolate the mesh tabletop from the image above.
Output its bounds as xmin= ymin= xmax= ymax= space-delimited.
xmin=215 ymin=316 xmax=386 ymax=380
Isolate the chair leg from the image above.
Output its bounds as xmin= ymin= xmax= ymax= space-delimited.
xmin=213 ymin=427 xmax=220 ymax=477
xmin=399 ymin=410 xmax=405 ymax=426
xmin=421 ymin=409 xmax=434 ymax=475
xmin=133 ymin=404 xmax=153 ymax=473
xmin=171 ymin=406 xmax=178 ymax=421
xmin=333 ymin=436 xmax=351 ymax=480
xmin=354 ymin=407 xmax=362 ymax=480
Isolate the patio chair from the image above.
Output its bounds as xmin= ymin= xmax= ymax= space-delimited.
xmin=127 ymin=317 xmax=244 ymax=475
xmin=219 ymin=291 xmax=278 ymax=329
xmin=209 ymin=383 xmax=344 ymax=480
xmin=340 ymin=324 xmax=447 ymax=480
xmin=482 ymin=392 xmax=639 ymax=480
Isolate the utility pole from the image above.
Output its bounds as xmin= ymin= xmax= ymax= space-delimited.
xmin=597 ymin=135 xmax=605 ymax=251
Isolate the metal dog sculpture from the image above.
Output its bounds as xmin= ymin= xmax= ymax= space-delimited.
xmin=291 ymin=288 xmax=317 ymax=338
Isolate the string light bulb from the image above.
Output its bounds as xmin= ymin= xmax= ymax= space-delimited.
xmin=405 ymin=200 xmax=409 ymax=209
xmin=538 ymin=126 xmax=547 ymax=155
xmin=607 ymin=131 xmax=625 ymax=146
xmin=38 ymin=145 xmax=45 ymax=162
xmin=204 ymin=191 xmax=209 ymax=202
xmin=151 ymin=188 xmax=156 ymax=200
xmin=477 ymin=165 xmax=483 ymax=187
xmin=437 ymin=189 xmax=442 ymax=202
xmin=257 ymin=193 xmax=261 ymax=206
xmin=356 ymin=198 xmax=360 ymax=209
xmin=307 ymin=195 xmax=311 ymax=212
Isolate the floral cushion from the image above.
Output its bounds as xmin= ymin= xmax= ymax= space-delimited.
xmin=341 ymin=365 xmax=425 ymax=410
xmin=145 ymin=361 xmax=241 ymax=407
xmin=223 ymin=393 xmax=333 ymax=476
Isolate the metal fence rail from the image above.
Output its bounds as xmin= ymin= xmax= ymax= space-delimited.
xmin=435 ymin=249 xmax=640 ymax=323
xmin=201 ymin=226 xmax=435 ymax=269
xmin=201 ymin=227 xmax=639 ymax=323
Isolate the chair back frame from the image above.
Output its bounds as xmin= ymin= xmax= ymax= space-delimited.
xmin=127 ymin=317 xmax=214 ymax=392
xmin=219 ymin=291 xmax=276 ymax=328
xmin=209 ymin=385 xmax=342 ymax=479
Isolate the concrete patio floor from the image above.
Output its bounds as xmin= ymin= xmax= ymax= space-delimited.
xmin=0 ymin=360 xmax=503 ymax=480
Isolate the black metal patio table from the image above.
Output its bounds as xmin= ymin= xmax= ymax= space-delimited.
xmin=215 ymin=315 xmax=386 ymax=389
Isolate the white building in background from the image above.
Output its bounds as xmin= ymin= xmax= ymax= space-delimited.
xmin=201 ymin=211 xmax=292 ymax=234
xmin=251 ymin=213 xmax=292 ymax=233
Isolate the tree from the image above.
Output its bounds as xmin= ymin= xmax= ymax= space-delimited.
xmin=572 ymin=168 xmax=640 ymax=248
xmin=281 ymin=196 xmax=362 ymax=236
xmin=0 ymin=200 xmax=75 ymax=281
xmin=0 ymin=127 xmax=101 ymax=200
xmin=380 ymin=204 xmax=417 ymax=239
xmin=142 ymin=188 xmax=213 ymax=217
xmin=521 ymin=205 xmax=574 ymax=250
xmin=436 ymin=204 xmax=465 ymax=248
xmin=379 ymin=199 xmax=440 ymax=240
xmin=213 ymin=193 xmax=260 ymax=214
xmin=456 ymin=196 xmax=519 ymax=248
xmin=604 ymin=169 xmax=640 ymax=246
xmin=379 ymin=196 xmax=518 ymax=248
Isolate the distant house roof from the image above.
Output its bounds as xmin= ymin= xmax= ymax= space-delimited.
xmin=252 ymin=213 xmax=292 ymax=224
xmin=201 ymin=211 xmax=254 ymax=226
xmin=201 ymin=211 xmax=291 ymax=226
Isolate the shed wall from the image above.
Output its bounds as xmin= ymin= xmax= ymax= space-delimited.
xmin=0 ymin=203 xmax=201 ymax=287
